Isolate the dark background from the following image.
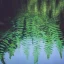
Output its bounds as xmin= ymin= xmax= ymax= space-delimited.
xmin=0 ymin=0 xmax=23 ymax=30
xmin=0 ymin=0 xmax=64 ymax=36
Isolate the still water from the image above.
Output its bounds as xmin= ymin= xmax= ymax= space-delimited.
xmin=0 ymin=3 xmax=64 ymax=63
xmin=0 ymin=38 xmax=64 ymax=64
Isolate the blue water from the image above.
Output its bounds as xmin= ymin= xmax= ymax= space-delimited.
xmin=0 ymin=40 xmax=64 ymax=64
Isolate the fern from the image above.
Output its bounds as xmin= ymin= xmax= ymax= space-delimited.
xmin=33 ymin=41 xmax=41 ymax=64
xmin=0 ymin=0 xmax=64 ymax=63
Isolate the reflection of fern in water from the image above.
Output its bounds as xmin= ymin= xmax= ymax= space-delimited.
xmin=33 ymin=40 xmax=41 ymax=64
xmin=44 ymin=36 xmax=53 ymax=59
xmin=0 ymin=38 xmax=16 ymax=64
xmin=0 ymin=27 xmax=22 ymax=63
xmin=56 ymin=39 xmax=63 ymax=58
xmin=0 ymin=40 xmax=10 ymax=59
xmin=44 ymin=17 xmax=64 ymax=59
xmin=0 ymin=0 xmax=64 ymax=63
xmin=0 ymin=13 xmax=64 ymax=64
xmin=21 ymin=38 xmax=30 ymax=59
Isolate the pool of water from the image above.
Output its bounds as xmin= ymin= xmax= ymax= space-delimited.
xmin=0 ymin=39 xmax=64 ymax=64
xmin=0 ymin=4 xmax=64 ymax=63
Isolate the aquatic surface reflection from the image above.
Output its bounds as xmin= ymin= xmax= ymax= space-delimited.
xmin=0 ymin=0 xmax=64 ymax=63
xmin=0 ymin=38 xmax=64 ymax=64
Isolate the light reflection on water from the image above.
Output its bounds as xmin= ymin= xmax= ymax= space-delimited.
xmin=0 ymin=39 xmax=64 ymax=64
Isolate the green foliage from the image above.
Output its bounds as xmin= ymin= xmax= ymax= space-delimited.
xmin=0 ymin=0 xmax=64 ymax=63
xmin=56 ymin=39 xmax=63 ymax=58
xmin=44 ymin=38 xmax=53 ymax=59
xmin=8 ymin=43 xmax=16 ymax=59
xmin=33 ymin=41 xmax=41 ymax=64
xmin=21 ymin=38 xmax=30 ymax=59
